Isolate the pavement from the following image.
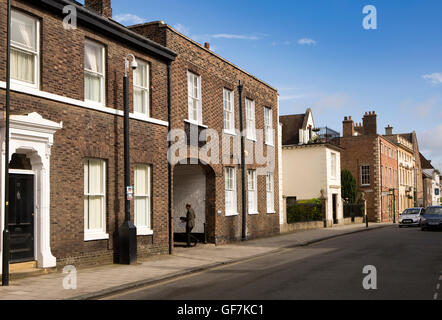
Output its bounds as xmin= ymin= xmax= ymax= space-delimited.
xmin=0 ymin=223 xmax=392 ymax=300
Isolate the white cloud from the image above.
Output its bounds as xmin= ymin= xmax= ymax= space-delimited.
xmin=298 ymin=38 xmax=317 ymax=46
xmin=419 ymin=124 xmax=442 ymax=171
xmin=114 ymin=13 xmax=145 ymax=26
xmin=422 ymin=73 xmax=442 ymax=85
xmin=400 ymin=96 xmax=441 ymax=119
xmin=279 ymin=94 xmax=305 ymax=101
xmin=212 ymin=34 xmax=259 ymax=40
xmin=174 ymin=23 xmax=191 ymax=36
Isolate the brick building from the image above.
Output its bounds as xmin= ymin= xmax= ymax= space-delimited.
xmin=130 ymin=21 xmax=280 ymax=244
xmin=0 ymin=0 xmax=280 ymax=276
xmin=0 ymin=0 xmax=177 ymax=273
xmin=339 ymin=112 xmax=399 ymax=222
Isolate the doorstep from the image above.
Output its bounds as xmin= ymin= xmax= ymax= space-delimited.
xmin=4 ymin=261 xmax=57 ymax=280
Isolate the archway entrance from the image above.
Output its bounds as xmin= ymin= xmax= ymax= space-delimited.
xmin=173 ymin=162 xmax=216 ymax=245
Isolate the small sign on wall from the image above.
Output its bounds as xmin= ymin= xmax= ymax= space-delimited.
xmin=126 ymin=186 xmax=134 ymax=201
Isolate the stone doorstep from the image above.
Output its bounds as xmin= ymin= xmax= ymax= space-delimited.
xmin=2 ymin=261 xmax=57 ymax=281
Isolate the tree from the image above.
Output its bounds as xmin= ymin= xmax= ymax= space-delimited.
xmin=341 ymin=169 xmax=357 ymax=203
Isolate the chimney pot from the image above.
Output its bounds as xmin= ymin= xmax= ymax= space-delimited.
xmin=204 ymin=42 xmax=210 ymax=50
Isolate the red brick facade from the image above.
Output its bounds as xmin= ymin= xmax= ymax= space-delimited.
xmin=0 ymin=0 xmax=175 ymax=268
xmin=0 ymin=0 xmax=280 ymax=272
xmin=130 ymin=22 xmax=280 ymax=244
xmin=339 ymin=112 xmax=399 ymax=222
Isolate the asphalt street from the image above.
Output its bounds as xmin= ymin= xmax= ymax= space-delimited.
xmin=105 ymin=226 xmax=442 ymax=300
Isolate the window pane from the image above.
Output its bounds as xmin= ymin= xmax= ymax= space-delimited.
xmin=89 ymin=160 xmax=103 ymax=194
xmin=11 ymin=11 xmax=36 ymax=51
xmin=85 ymin=42 xmax=102 ymax=74
xmin=134 ymin=88 xmax=147 ymax=114
xmin=134 ymin=61 xmax=148 ymax=87
xmin=135 ymin=166 xmax=148 ymax=195
xmin=88 ymin=196 xmax=103 ymax=229
xmin=135 ymin=197 xmax=148 ymax=227
xmin=85 ymin=73 xmax=102 ymax=102
xmin=11 ymin=48 xmax=34 ymax=83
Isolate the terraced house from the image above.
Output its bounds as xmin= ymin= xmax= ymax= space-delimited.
xmin=130 ymin=19 xmax=280 ymax=244
xmin=0 ymin=0 xmax=280 ymax=276
xmin=339 ymin=112 xmax=399 ymax=222
xmin=0 ymin=0 xmax=177 ymax=274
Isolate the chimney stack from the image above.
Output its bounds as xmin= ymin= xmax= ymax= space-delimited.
xmin=385 ymin=125 xmax=393 ymax=136
xmin=85 ymin=0 xmax=113 ymax=19
xmin=204 ymin=42 xmax=210 ymax=50
xmin=343 ymin=115 xmax=355 ymax=137
xmin=363 ymin=111 xmax=377 ymax=136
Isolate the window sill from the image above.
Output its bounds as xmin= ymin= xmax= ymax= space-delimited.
xmin=223 ymin=130 xmax=237 ymax=136
xmin=84 ymin=232 xmax=109 ymax=242
xmin=11 ymin=79 xmax=38 ymax=90
xmin=248 ymin=212 xmax=259 ymax=215
xmin=246 ymin=137 xmax=257 ymax=142
xmin=265 ymin=142 xmax=275 ymax=147
xmin=137 ymin=227 xmax=154 ymax=236
xmin=184 ymin=119 xmax=208 ymax=129
xmin=267 ymin=211 xmax=276 ymax=214
xmin=225 ymin=212 xmax=239 ymax=217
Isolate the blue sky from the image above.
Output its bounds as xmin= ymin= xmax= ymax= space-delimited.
xmin=85 ymin=0 xmax=442 ymax=170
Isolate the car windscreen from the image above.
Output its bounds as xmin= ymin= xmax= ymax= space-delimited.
xmin=425 ymin=207 xmax=442 ymax=215
xmin=402 ymin=209 xmax=420 ymax=215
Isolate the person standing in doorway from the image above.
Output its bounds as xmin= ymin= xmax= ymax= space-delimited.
xmin=181 ymin=204 xmax=196 ymax=247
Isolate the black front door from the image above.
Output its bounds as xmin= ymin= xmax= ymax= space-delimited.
xmin=9 ymin=174 xmax=35 ymax=263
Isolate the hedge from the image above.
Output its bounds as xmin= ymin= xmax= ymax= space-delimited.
xmin=287 ymin=199 xmax=323 ymax=224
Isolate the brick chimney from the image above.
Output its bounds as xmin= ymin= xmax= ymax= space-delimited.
xmin=385 ymin=125 xmax=393 ymax=136
xmin=363 ymin=111 xmax=377 ymax=136
xmin=85 ymin=0 xmax=112 ymax=19
xmin=204 ymin=42 xmax=210 ymax=50
xmin=343 ymin=116 xmax=355 ymax=137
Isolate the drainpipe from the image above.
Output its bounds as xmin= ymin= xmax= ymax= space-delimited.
xmin=2 ymin=0 xmax=11 ymax=287
xmin=238 ymin=81 xmax=247 ymax=241
xmin=167 ymin=62 xmax=173 ymax=254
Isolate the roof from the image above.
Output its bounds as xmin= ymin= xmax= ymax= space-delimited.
xmin=38 ymin=0 xmax=177 ymax=62
xmin=128 ymin=21 xmax=276 ymax=91
xmin=420 ymin=153 xmax=434 ymax=169
xmin=399 ymin=133 xmax=413 ymax=144
xmin=280 ymin=114 xmax=305 ymax=145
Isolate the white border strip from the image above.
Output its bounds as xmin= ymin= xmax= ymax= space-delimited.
xmin=0 ymin=81 xmax=169 ymax=127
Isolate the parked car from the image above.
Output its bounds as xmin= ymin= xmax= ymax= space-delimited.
xmin=421 ymin=206 xmax=442 ymax=231
xmin=398 ymin=208 xmax=425 ymax=227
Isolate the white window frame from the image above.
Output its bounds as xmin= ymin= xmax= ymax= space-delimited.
xmin=266 ymin=173 xmax=275 ymax=213
xmin=187 ymin=71 xmax=203 ymax=125
xmin=361 ymin=165 xmax=370 ymax=186
xmin=264 ymin=107 xmax=274 ymax=146
xmin=84 ymin=39 xmax=106 ymax=106
xmin=223 ymin=88 xmax=235 ymax=134
xmin=133 ymin=60 xmax=150 ymax=117
xmin=84 ymin=159 xmax=108 ymax=241
xmin=225 ymin=167 xmax=238 ymax=216
xmin=248 ymin=170 xmax=258 ymax=215
xmin=10 ymin=10 xmax=40 ymax=89
xmin=245 ymin=98 xmax=256 ymax=141
xmin=134 ymin=164 xmax=153 ymax=235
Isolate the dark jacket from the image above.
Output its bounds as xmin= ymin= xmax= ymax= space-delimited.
xmin=185 ymin=208 xmax=196 ymax=229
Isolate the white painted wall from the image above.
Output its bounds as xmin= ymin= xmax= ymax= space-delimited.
xmin=299 ymin=112 xmax=315 ymax=145
xmin=173 ymin=165 xmax=206 ymax=233
xmin=282 ymin=145 xmax=343 ymax=224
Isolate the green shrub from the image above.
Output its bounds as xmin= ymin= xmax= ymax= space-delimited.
xmin=287 ymin=199 xmax=323 ymax=224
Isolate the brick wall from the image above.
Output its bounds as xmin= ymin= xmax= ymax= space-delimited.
xmin=0 ymin=0 xmax=171 ymax=267
xmin=131 ymin=22 xmax=280 ymax=243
